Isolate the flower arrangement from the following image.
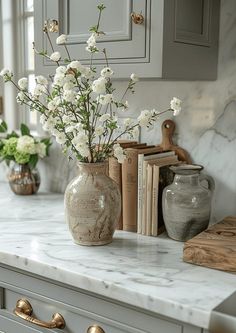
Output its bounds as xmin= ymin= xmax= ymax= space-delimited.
xmin=0 ymin=120 xmax=51 ymax=167
xmin=0 ymin=4 xmax=181 ymax=164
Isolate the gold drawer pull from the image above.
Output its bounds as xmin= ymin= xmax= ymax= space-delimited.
xmin=87 ymin=325 xmax=105 ymax=333
xmin=13 ymin=299 xmax=65 ymax=329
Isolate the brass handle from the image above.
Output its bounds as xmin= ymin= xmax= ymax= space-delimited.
xmin=13 ymin=299 xmax=65 ymax=329
xmin=131 ymin=12 xmax=144 ymax=25
xmin=44 ymin=19 xmax=59 ymax=32
xmin=87 ymin=325 xmax=106 ymax=333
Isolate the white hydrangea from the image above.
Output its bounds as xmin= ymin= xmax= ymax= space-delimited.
xmin=99 ymin=114 xmax=110 ymax=122
xmin=17 ymin=135 xmax=36 ymax=154
xmin=130 ymin=73 xmax=139 ymax=82
xmin=113 ymin=143 xmax=126 ymax=163
xmin=35 ymin=75 xmax=48 ymax=85
xmin=101 ymin=67 xmax=113 ymax=78
xmin=137 ymin=110 xmax=152 ymax=127
xmin=18 ymin=77 xmax=28 ymax=90
xmin=97 ymin=94 xmax=113 ymax=105
xmin=170 ymin=97 xmax=182 ymax=116
xmin=50 ymin=51 xmax=61 ymax=62
xmin=92 ymin=77 xmax=106 ymax=94
xmin=35 ymin=142 xmax=47 ymax=158
xmin=63 ymin=90 xmax=76 ymax=103
xmin=56 ymin=34 xmax=67 ymax=45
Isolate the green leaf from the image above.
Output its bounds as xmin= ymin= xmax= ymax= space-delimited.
xmin=28 ymin=154 xmax=38 ymax=169
xmin=6 ymin=131 xmax=19 ymax=139
xmin=0 ymin=120 xmax=7 ymax=133
xmin=20 ymin=123 xmax=31 ymax=136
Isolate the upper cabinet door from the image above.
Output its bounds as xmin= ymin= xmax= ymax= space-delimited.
xmin=34 ymin=0 xmax=220 ymax=79
xmin=34 ymin=0 xmax=164 ymax=78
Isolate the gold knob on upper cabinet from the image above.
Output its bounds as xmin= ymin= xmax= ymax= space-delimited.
xmin=44 ymin=19 xmax=59 ymax=33
xmin=87 ymin=325 xmax=106 ymax=333
xmin=131 ymin=12 xmax=144 ymax=25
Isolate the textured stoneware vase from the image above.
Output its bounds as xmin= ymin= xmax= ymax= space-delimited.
xmin=64 ymin=162 xmax=121 ymax=246
xmin=162 ymin=164 xmax=215 ymax=241
xmin=8 ymin=163 xmax=41 ymax=195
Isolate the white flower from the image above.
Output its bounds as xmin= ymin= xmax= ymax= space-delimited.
xmin=67 ymin=61 xmax=84 ymax=72
xmin=17 ymin=136 xmax=36 ymax=154
xmin=99 ymin=114 xmax=110 ymax=122
xmin=64 ymin=74 xmax=76 ymax=84
xmin=54 ymin=131 xmax=67 ymax=145
xmin=94 ymin=126 xmax=105 ymax=136
xmin=113 ymin=143 xmax=126 ymax=164
xmin=63 ymin=90 xmax=76 ymax=103
xmin=72 ymin=133 xmax=88 ymax=145
xmin=170 ymin=97 xmax=182 ymax=116
xmin=137 ymin=110 xmax=152 ymax=127
xmin=53 ymin=74 xmax=65 ymax=87
xmin=56 ymin=66 xmax=67 ymax=75
xmin=18 ymin=77 xmax=28 ymax=90
xmin=81 ymin=67 xmax=94 ymax=79
xmin=130 ymin=73 xmax=139 ymax=82
xmin=130 ymin=126 xmax=139 ymax=139
xmin=92 ymin=77 xmax=106 ymax=94
xmin=50 ymin=51 xmax=61 ymax=62
xmin=63 ymin=81 xmax=75 ymax=91
xmin=35 ymin=75 xmax=48 ymax=85
xmin=47 ymin=100 xmax=58 ymax=111
xmin=62 ymin=115 xmax=71 ymax=124
xmin=97 ymin=94 xmax=113 ymax=105
xmin=33 ymin=84 xmax=47 ymax=96
xmin=40 ymin=114 xmax=47 ymax=125
xmin=0 ymin=118 xmax=2 ymax=125
xmin=16 ymin=91 xmax=27 ymax=104
xmin=0 ymin=68 xmax=12 ymax=80
xmin=75 ymin=142 xmax=90 ymax=158
xmin=42 ymin=117 xmax=56 ymax=132
xmin=56 ymin=34 xmax=67 ymax=45
xmin=87 ymin=33 xmax=97 ymax=47
xmin=101 ymin=67 xmax=113 ymax=78
xmin=35 ymin=142 xmax=47 ymax=158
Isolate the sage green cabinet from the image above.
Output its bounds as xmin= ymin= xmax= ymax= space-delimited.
xmin=34 ymin=0 xmax=220 ymax=78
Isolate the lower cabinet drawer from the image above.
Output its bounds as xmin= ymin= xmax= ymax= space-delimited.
xmin=0 ymin=266 xmax=182 ymax=333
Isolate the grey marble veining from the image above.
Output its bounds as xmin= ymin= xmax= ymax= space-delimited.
xmin=0 ymin=183 xmax=235 ymax=329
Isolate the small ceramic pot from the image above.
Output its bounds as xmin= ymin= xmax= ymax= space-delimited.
xmin=162 ymin=164 xmax=215 ymax=241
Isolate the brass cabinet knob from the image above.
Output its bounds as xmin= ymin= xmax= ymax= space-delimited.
xmin=131 ymin=12 xmax=144 ymax=25
xmin=44 ymin=19 xmax=59 ymax=32
xmin=13 ymin=299 xmax=65 ymax=329
xmin=87 ymin=325 xmax=106 ymax=333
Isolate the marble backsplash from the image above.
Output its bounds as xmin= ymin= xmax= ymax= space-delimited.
xmin=1 ymin=0 xmax=236 ymax=224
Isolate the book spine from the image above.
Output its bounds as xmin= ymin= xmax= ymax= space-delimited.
xmin=151 ymin=165 xmax=159 ymax=236
xmin=108 ymin=157 xmax=123 ymax=230
xmin=137 ymin=154 xmax=144 ymax=234
xmin=141 ymin=161 xmax=148 ymax=235
xmin=122 ymin=150 xmax=138 ymax=232
xmin=146 ymin=164 xmax=153 ymax=236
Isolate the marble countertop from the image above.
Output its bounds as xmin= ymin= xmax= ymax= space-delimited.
xmin=0 ymin=182 xmax=235 ymax=329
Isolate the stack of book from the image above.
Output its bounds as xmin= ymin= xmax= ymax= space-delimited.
xmin=109 ymin=142 xmax=180 ymax=235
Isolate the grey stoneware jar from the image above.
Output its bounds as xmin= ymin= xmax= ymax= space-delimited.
xmin=162 ymin=164 xmax=215 ymax=242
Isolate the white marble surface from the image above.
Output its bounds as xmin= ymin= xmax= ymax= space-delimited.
xmin=0 ymin=183 xmax=235 ymax=329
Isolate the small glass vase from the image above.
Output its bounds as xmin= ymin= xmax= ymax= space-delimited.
xmin=8 ymin=162 xmax=41 ymax=195
xmin=64 ymin=162 xmax=121 ymax=246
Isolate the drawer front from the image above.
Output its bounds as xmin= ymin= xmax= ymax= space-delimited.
xmin=0 ymin=314 xmax=42 ymax=333
xmin=0 ymin=265 xmax=182 ymax=333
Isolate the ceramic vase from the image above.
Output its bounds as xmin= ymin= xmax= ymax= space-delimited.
xmin=8 ymin=162 xmax=41 ymax=195
xmin=64 ymin=162 xmax=121 ymax=246
xmin=162 ymin=164 xmax=215 ymax=241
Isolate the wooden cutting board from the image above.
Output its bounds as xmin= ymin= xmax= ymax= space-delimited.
xmin=183 ymin=216 xmax=236 ymax=272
